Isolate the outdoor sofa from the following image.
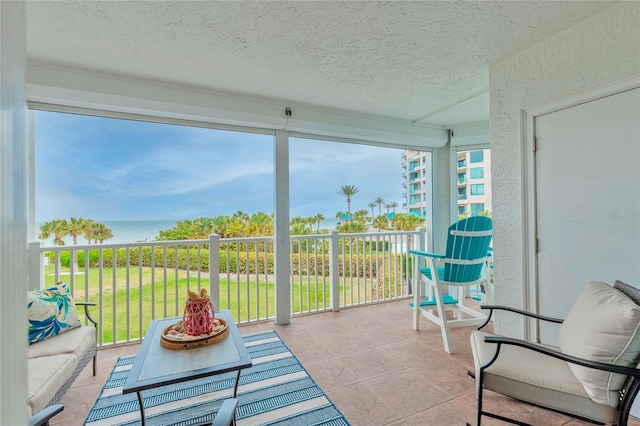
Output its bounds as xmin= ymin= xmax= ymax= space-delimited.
xmin=27 ymin=283 xmax=97 ymax=417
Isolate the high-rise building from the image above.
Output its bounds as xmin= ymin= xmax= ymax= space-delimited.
xmin=402 ymin=150 xmax=431 ymax=217
xmin=455 ymin=149 xmax=492 ymax=218
xmin=402 ymin=149 xmax=491 ymax=219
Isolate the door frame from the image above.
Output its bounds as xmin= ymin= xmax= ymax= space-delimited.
xmin=522 ymin=74 xmax=640 ymax=342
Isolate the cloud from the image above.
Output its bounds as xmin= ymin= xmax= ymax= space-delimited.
xmin=35 ymin=111 xmax=409 ymax=222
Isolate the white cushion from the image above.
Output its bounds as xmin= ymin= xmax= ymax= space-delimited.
xmin=27 ymin=354 xmax=76 ymax=416
xmin=28 ymin=325 xmax=95 ymax=361
xmin=559 ymin=281 xmax=640 ymax=407
xmin=471 ymin=330 xmax=618 ymax=424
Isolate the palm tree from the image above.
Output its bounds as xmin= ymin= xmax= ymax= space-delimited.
xmin=91 ymin=222 xmax=113 ymax=243
xmin=66 ymin=217 xmax=89 ymax=268
xmin=39 ymin=219 xmax=68 ymax=270
xmin=289 ymin=217 xmax=309 ymax=236
xmin=66 ymin=217 xmax=87 ymax=245
xmin=393 ymin=213 xmax=424 ymax=231
xmin=39 ymin=219 xmax=69 ymax=246
xmin=387 ymin=201 xmax=398 ymax=213
xmin=373 ymin=215 xmax=388 ymax=231
xmin=81 ymin=219 xmax=95 ymax=244
xmin=337 ymin=220 xmax=366 ymax=233
xmin=248 ymin=212 xmax=273 ymax=236
xmin=306 ymin=217 xmax=315 ymax=233
xmin=211 ymin=215 xmax=233 ymax=238
xmin=232 ymin=210 xmax=250 ymax=221
xmin=374 ymin=197 xmax=385 ymax=216
xmin=337 ymin=184 xmax=358 ymax=220
xmin=367 ymin=202 xmax=376 ymax=222
xmin=227 ymin=210 xmax=251 ymax=237
xmin=314 ymin=213 xmax=325 ymax=233
xmin=392 ymin=213 xmax=424 ymax=252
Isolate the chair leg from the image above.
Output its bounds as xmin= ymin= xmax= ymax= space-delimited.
xmin=412 ymin=259 xmax=421 ymax=331
xmin=476 ymin=371 xmax=484 ymax=426
xmin=433 ymin=282 xmax=453 ymax=353
xmin=456 ymin=286 xmax=466 ymax=320
xmin=412 ymin=286 xmax=420 ymax=331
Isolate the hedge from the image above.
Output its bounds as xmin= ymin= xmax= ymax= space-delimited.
xmin=44 ymin=247 xmax=411 ymax=277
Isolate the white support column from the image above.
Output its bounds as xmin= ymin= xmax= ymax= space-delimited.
xmin=273 ymin=130 xmax=290 ymax=324
xmin=28 ymin=241 xmax=43 ymax=290
xmin=0 ymin=1 xmax=27 ymax=424
xmin=431 ymin=140 xmax=452 ymax=253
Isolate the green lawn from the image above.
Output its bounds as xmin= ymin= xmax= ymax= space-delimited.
xmin=45 ymin=265 xmax=379 ymax=344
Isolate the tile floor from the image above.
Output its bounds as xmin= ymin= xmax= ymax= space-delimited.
xmin=50 ymin=299 xmax=640 ymax=426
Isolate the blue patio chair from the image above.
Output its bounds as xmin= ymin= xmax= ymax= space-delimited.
xmin=409 ymin=216 xmax=493 ymax=353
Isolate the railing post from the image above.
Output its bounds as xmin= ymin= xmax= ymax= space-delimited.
xmin=209 ymin=234 xmax=220 ymax=310
xmin=27 ymin=241 xmax=43 ymax=289
xmin=407 ymin=228 xmax=426 ymax=298
xmin=329 ymin=231 xmax=340 ymax=311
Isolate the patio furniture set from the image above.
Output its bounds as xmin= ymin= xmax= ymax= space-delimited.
xmin=27 ymin=219 xmax=640 ymax=425
xmin=409 ymin=217 xmax=640 ymax=425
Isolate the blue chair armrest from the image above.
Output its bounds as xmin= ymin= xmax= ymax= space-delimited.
xmin=29 ymin=405 xmax=64 ymax=426
xmin=408 ymin=250 xmax=445 ymax=259
xmin=212 ymin=398 xmax=238 ymax=426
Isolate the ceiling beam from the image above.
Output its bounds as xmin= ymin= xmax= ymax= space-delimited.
xmin=26 ymin=62 xmax=449 ymax=149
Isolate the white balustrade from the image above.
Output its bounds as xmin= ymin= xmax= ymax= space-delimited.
xmin=34 ymin=229 xmax=422 ymax=347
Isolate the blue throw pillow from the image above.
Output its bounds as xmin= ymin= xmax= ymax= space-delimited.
xmin=27 ymin=282 xmax=81 ymax=344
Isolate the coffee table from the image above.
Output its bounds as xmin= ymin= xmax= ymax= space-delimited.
xmin=122 ymin=310 xmax=252 ymax=425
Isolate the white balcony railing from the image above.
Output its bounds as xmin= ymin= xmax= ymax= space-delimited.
xmin=29 ymin=229 xmax=423 ymax=347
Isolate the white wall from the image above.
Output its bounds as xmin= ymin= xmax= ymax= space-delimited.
xmin=490 ymin=2 xmax=640 ymax=338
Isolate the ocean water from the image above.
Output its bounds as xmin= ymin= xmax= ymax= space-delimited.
xmin=101 ymin=220 xmax=179 ymax=243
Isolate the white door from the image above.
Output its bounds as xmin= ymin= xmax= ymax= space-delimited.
xmin=535 ymin=87 xmax=640 ymax=345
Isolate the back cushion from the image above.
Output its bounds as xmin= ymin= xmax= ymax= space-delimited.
xmin=559 ymin=281 xmax=640 ymax=407
xmin=614 ymin=280 xmax=640 ymax=305
xmin=28 ymin=282 xmax=81 ymax=344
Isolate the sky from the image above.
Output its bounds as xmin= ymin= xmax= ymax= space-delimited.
xmin=35 ymin=111 xmax=407 ymax=223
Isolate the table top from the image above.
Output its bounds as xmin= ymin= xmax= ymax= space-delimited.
xmin=122 ymin=310 xmax=252 ymax=394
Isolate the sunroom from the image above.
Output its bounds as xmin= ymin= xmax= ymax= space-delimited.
xmin=1 ymin=2 xmax=639 ymax=425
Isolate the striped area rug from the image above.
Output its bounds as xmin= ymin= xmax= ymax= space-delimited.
xmin=84 ymin=331 xmax=349 ymax=426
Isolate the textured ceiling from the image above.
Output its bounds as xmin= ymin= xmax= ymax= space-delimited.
xmin=26 ymin=1 xmax=615 ymax=126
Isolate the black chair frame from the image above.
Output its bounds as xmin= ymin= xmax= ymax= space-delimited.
xmin=470 ymin=305 xmax=640 ymax=426
xmin=76 ymin=301 xmax=98 ymax=375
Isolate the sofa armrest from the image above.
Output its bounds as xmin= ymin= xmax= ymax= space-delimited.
xmin=29 ymin=404 xmax=64 ymax=426
xmin=75 ymin=302 xmax=97 ymax=327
